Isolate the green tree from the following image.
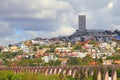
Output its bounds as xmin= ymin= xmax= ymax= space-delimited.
xmin=116 ymin=49 xmax=120 ymax=53
xmin=39 ymin=46 xmax=43 ymax=50
xmin=54 ymin=60 xmax=61 ymax=66
xmin=50 ymin=46 xmax=55 ymax=53
xmin=117 ymin=69 xmax=120 ymax=78
xmin=33 ymin=46 xmax=37 ymax=51
xmin=93 ymin=68 xmax=97 ymax=80
xmin=73 ymin=44 xmax=82 ymax=50
xmin=0 ymin=47 xmax=2 ymax=53
xmin=0 ymin=52 xmax=13 ymax=59
xmin=107 ymin=55 xmax=120 ymax=60
xmin=89 ymin=40 xmax=96 ymax=44
xmin=0 ymin=70 xmax=74 ymax=80
xmin=68 ymin=57 xmax=80 ymax=65
xmin=48 ymin=60 xmax=61 ymax=66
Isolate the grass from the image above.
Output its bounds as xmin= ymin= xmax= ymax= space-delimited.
xmin=0 ymin=70 xmax=74 ymax=80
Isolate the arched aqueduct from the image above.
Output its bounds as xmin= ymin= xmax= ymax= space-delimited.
xmin=0 ymin=65 xmax=120 ymax=80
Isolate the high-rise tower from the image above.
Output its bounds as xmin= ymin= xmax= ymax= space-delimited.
xmin=78 ymin=15 xmax=86 ymax=32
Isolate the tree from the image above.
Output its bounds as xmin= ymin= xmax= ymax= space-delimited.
xmin=48 ymin=60 xmax=61 ymax=66
xmin=18 ymin=59 xmax=30 ymax=66
xmin=73 ymin=44 xmax=82 ymax=50
xmin=54 ymin=60 xmax=61 ymax=66
xmin=115 ymin=49 xmax=120 ymax=53
xmin=33 ymin=46 xmax=37 ymax=51
xmin=39 ymin=46 xmax=43 ymax=50
xmin=107 ymin=55 xmax=120 ymax=60
xmin=68 ymin=57 xmax=80 ymax=65
xmin=93 ymin=68 xmax=98 ymax=80
xmin=0 ymin=52 xmax=14 ymax=59
xmin=50 ymin=46 xmax=55 ymax=53
xmin=0 ymin=47 xmax=2 ymax=53
xmin=114 ymin=29 xmax=120 ymax=35
xmin=89 ymin=40 xmax=96 ymax=44
xmin=82 ymin=55 xmax=93 ymax=65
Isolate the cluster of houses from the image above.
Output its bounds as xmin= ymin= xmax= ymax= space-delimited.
xmin=55 ymin=41 xmax=117 ymax=58
xmin=0 ymin=35 xmax=120 ymax=66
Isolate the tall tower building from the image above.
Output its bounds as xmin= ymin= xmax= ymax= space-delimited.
xmin=78 ymin=15 xmax=86 ymax=32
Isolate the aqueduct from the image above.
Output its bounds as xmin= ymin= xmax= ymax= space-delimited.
xmin=0 ymin=65 xmax=119 ymax=80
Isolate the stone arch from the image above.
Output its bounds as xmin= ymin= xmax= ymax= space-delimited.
xmin=57 ymin=67 xmax=62 ymax=74
xmin=87 ymin=66 xmax=94 ymax=77
xmin=66 ymin=66 xmax=72 ymax=76
xmin=44 ymin=67 xmax=49 ymax=75
xmin=52 ymin=66 xmax=58 ymax=74
xmin=48 ymin=66 xmax=53 ymax=75
xmin=101 ymin=66 xmax=109 ymax=80
xmin=111 ymin=67 xmax=117 ymax=80
xmin=71 ymin=66 xmax=79 ymax=77
xmin=58 ymin=66 xmax=66 ymax=75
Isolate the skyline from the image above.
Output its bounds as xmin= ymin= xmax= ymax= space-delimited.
xmin=0 ymin=0 xmax=120 ymax=46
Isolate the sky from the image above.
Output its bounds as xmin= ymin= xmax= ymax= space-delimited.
xmin=0 ymin=0 xmax=120 ymax=46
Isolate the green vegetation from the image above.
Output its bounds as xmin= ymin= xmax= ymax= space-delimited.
xmin=75 ymin=69 xmax=86 ymax=80
xmin=74 ymin=69 xmax=95 ymax=80
xmin=38 ymin=45 xmax=55 ymax=53
xmin=0 ymin=70 xmax=74 ymax=80
xmin=72 ymin=44 xmax=82 ymax=50
xmin=49 ymin=60 xmax=61 ymax=66
xmin=39 ymin=46 xmax=43 ymax=50
xmin=107 ymin=55 xmax=120 ymax=60
xmin=68 ymin=57 xmax=80 ymax=65
xmin=0 ymin=52 xmax=21 ymax=59
xmin=89 ymin=40 xmax=97 ymax=44
xmin=1 ymin=57 xmax=43 ymax=67
xmin=93 ymin=68 xmax=98 ymax=80
xmin=0 ymin=67 xmax=99 ymax=80
xmin=114 ymin=29 xmax=120 ymax=35
xmin=44 ymin=60 xmax=61 ymax=66
xmin=49 ymin=45 xmax=56 ymax=53
xmin=17 ymin=58 xmax=43 ymax=67
xmin=117 ymin=69 xmax=120 ymax=78
xmin=68 ymin=56 xmax=94 ymax=65
xmin=86 ymin=76 xmax=93 ymax=80
xmin=116 ymin=49 xmax=120 ymax=53
xmin=0 ymin=47 xmax=2 ymax=53
xmin=33 ymin=46 xmax=37 ymax=51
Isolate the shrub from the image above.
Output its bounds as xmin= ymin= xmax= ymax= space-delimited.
xmin=0 ymin=70 xmax=74 ymax=80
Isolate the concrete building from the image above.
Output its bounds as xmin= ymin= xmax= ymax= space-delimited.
xmin=78 ymin=15 xmax=86 ymax=32
xmin=69 ymin=15 xmax=113 ymax=42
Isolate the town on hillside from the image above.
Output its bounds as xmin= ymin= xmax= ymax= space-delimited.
xmin=0 ymin=15 xmax=120 ymax=67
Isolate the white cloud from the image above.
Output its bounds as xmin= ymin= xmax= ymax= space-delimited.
xmin=57 ymin=25 xmax=75 ymax=36
xmin=0 ymin=21 xmax=14 ymax=37
xmin=35 ymin=10 xmax=57 ymax=19
xmin=0 ymin=38 xmax=17 ymax=46
xmin=26 ymin=31 xmax=40 ymax=38
xmin=35 ymin=25 xmax=75 ymax=38
xmin=108 ymin=2 xmax=114 ymax=8
xmin=0 ymin=0 xmax=120 ymax=46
